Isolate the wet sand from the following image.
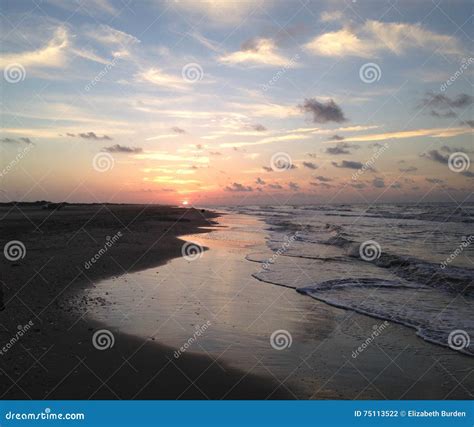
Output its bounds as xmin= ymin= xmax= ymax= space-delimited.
xmin=0 ymin=204 xmax=291 ymax=399
xmin=85 ymin=213 xmax=474 ymax=399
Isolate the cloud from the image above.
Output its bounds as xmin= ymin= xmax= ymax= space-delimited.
xmin=268 ymin=183 xmax=283 ymax=189
xmin=328 ymin=134 xmax=345 ymax=141
xmin=220 ymin=133 xmax=309 ymax=148
xmin=255 ymin=177 xmax=266 ymax=185
xmin=305 ymin=20 xmax=462 ymax=58
xmin=67 ymin=132 xmax=112 ymax=140
xmin=146 ymin=134 xmax=180 ymax=141
xmin=342 ymin=126 xmax=472 ymax=143
xmin=262 ymin=166 xmax=273 ymax=172
xmin=299 ymin=98 xmax=347 ymax=123
xmin=305 ymin=29 xmax=374 ymax=58
xmin=420 ymin=93 xmax=473 ymax=118
xmin=302 ymin=161 xmax=318 ymax=170
xmin=47 ymin=0 xmax=117 ymax=16
xmin=325 ymin=142 xmax=356 ymax=155
xmin=0 ymin=25 xmax=118 ymax=71
xmin=135 ymin=152 xmax=209 ymax=164
xmin=313 ymin=175 xmax=332 ymax=182
xmin=0 ymin=27 xmax=69 ymax=70
xmin=310 ymin=181 xmax=332 ymax=188
xmin=320 ymin=11 xmax=344 ymax=23
xmin=372 ymin=177 xmax=385 ymax=188
xmin=247 ymin=123 xmax=267 ymax=132
xmin=399 ymin=166 xmax=418 ymax=173
xmin=422 ymin=150 xmax=448 ymax=165
xmin=103 ymin=144 xmax=142 ymax=153
xmin=171 ymin=126 xmax=186 ymax=134
xmin=461 ymin=120 xmax=474 ymax=128
xmin=87 ymin=24 xmax=140 ymax=47
xmin=288 ymin=182 xmax=300 ymax=191
xmin=0 ymin=137 xmax=31 ymax=144
xmin=188 ymin=31 xmax=223 ymax=53
xmin=225 ymin=182 xmax=253 ymax=192
xmin=422 ymin=93 xmax=473 ymax=109
xmin=440 ymin=145 xmax=473 ymax=154
xmin=172 ymin=0 xmax=257 ymax=25
xmin=332 ymin=160 xmax=364 ymax=170
xmin=426 ymin=178 xmax=444 ymax=184
xmin=430 ymin=110 xmax=457 ymax=119
xmin=461 ymin=171 xmax=474 ymax=178
xmin=220 ymin=38 xmax=296 ymax=67
xmin=209 ymin=151 xmax=222 ymax=156
xmin=137 ymin=68 xmax=188 ymax=90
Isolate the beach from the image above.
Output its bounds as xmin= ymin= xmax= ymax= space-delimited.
xmin=0 ymin=204 xmax=289 ymax=399
xmin=0 ymin=204 xmax=472 ymax=399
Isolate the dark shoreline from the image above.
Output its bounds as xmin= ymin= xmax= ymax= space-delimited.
xmin=0 ymin=204 xmax=290 ymax=399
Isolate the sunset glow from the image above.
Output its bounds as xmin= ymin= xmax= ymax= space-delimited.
xmin=0 ymin=1 xmax=472 ymax=206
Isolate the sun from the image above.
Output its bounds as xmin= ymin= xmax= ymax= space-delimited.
xmin=181 ymin=200 xmax=189 ymax=206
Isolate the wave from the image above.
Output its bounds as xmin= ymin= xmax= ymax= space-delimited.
xmin=240 ymin=203 xmax=474 ymax=355
xmin=297 ymin=278 xmax=474 ymax=356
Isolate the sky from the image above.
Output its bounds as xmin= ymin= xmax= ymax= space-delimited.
xmin=0 ymin=0 xmax=473 ymax=206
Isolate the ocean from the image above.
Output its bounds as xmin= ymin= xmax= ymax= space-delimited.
xmin=233 ymin=203 xmax=474 ymax=356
